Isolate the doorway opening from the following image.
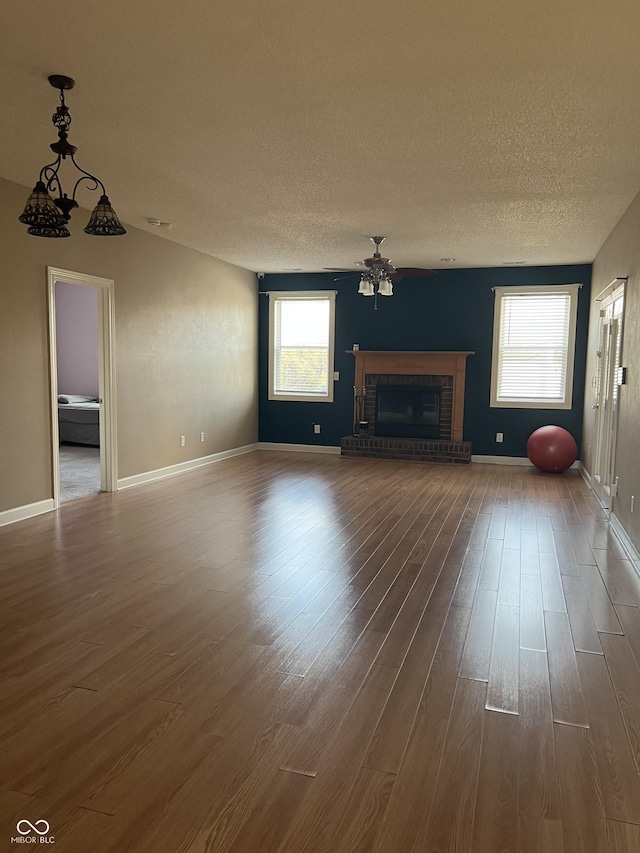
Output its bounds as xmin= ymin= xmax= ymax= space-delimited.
xmin=47 ymin=267 xmax=117 ymax=507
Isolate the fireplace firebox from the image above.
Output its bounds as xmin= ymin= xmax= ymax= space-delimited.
xmin=375 ymin=385 xmax=442 ymax=439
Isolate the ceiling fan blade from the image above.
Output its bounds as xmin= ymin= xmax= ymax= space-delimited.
xmin=389 ymin=272 xmax=403 ymax=283
xmin=395 ymin=267 xmax=438 ymax=277
xmin=323 ymin=267 xmax=359 ymax=272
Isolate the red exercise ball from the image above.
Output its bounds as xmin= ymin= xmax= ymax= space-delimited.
xmin=526 ymin=425 xmax=578 ymax=473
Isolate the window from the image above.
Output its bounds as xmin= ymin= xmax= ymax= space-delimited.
xmin=268 ymin=291 xmax=336 ymax=402
xmin=490 ymin=284 xmax=579 ymax=409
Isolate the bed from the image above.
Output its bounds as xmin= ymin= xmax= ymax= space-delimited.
xmin=58 ymin=394 xmax=100 ymax=446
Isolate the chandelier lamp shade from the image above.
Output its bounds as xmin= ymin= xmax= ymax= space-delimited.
xmin=18 ymin=75 xmax=126 ymax=238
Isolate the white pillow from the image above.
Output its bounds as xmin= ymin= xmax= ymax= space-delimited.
xmin=58 ymin=394 xmax=97 ymax=404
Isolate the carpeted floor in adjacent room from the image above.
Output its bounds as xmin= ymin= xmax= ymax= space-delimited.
xmin=59 ymin=443 xmax=101 ymax=502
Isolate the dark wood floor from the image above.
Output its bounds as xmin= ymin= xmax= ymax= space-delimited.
xmin=2 ymin=452 xmax=640 ymax=852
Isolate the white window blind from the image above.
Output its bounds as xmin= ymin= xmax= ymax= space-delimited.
xmin=269 ymin=291 xmax=335 ymax=401
xmin=491 ymin=285 xmax=579 ymax=409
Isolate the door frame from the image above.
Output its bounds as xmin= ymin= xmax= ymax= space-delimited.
xmin=592 ymin=278 xmax=626 ymax=509
xmin=47 ymin=267 xmax=117 ymax=508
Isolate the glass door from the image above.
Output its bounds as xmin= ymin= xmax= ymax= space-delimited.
xmin=593 ymin=287 xmax=625 ymax=509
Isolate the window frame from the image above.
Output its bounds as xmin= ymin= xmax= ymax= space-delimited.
xmin=268 ymin=290 xmax=336 ymax=403
xmin=490 ymin=284 xmax=580 ymax=410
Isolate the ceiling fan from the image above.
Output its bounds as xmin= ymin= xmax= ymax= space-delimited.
xmin=325 ymin=236 xmax=437 ymax=304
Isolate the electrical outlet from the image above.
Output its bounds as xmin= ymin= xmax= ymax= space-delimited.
xmin=180 ymin=435 xmax=186 ymax=447
xmin=496 ymin=432 xmax=504 ymax=443
xmin=314 ymin=424 xmax=321 ymax=434
xmin=200 ymin=432 xmax=205 ymax=442
xmin=333 ymin=371 xmax=340 ymax=381
xmin=632 ymin=495 xmax=635 ymax=514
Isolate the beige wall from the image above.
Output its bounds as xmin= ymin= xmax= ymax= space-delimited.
xmin=0 ymin=177 xmax=258 ymax=513
xmin=582 ymin=191 xmax=640 ymax=550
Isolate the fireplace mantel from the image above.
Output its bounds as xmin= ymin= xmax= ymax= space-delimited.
xmin=348 ymin=350 xmax=474 ymax=443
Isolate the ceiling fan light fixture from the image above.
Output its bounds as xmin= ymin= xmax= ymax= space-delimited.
xmin=378 ymin=276 xmax=393 ymax=296
xmin=345 ymin=237 xmax=435 ymax=307
xmin=358 ymin=275 xmax=374 ymax=296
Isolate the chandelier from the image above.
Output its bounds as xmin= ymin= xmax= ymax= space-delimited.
xmin=18 ymin=75 xmax=126 ymax=238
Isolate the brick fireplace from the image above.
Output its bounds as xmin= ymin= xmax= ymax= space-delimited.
xmin=341 ymin=350 xmax=474 ymax=463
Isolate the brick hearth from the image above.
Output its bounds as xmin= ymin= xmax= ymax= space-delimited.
xmin=341 ymin=435 xmax=472 ymax=463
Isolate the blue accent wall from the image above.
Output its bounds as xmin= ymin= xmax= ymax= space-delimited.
xmin=258 ymin=264 xmax=592 ymax=457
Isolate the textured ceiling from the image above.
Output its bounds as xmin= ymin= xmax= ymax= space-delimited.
xmin=1 ymin=0 xmax=640 ymax=272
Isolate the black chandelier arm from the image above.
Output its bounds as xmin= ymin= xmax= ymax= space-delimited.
xmin=69 ymin=154 xmax=106 ymax=199
xmin=39 ymin=156 xmax=63 ymax=195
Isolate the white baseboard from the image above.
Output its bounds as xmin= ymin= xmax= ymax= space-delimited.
xmin=258 ymin=442 xmax=341 ymax=455
xmin=0 ymin=498 xmax=55 ymax=527
xmin=472 ymin=455 xmax=532 ymax=466
xmin=610 ymin=512 xmax=640 ymax=577
xmin=117 ymin=443 xmax=259 ymax=490
xmin=579 ymin=462 xmax=592 ymax=488
xmin=471 ymin=455 xmax=581 ymax=469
